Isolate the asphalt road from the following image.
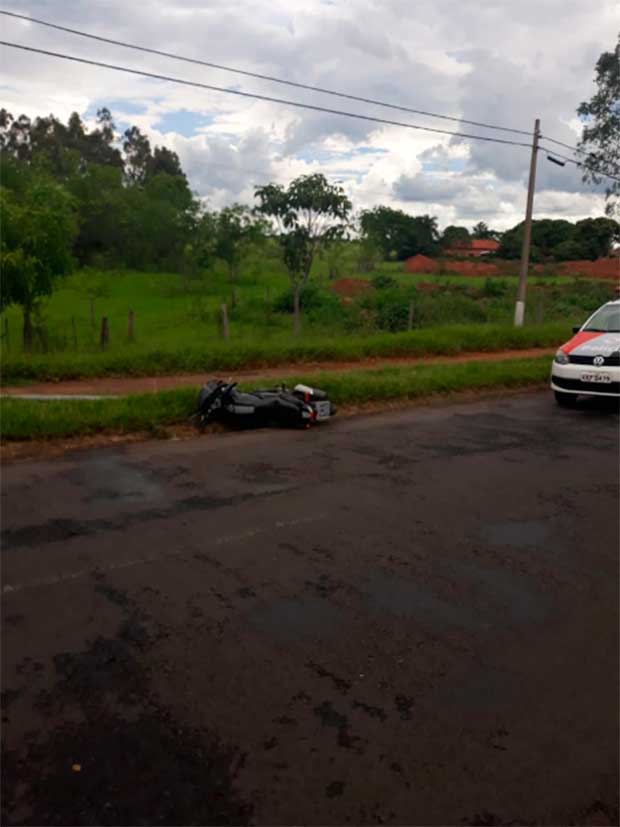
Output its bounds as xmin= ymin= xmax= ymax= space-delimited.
xmin=2 ymin=391 xmax=619 ymax=826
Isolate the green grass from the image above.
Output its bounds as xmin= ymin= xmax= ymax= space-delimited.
xmin=1 ymin=356 xmax=551 ymax=441
xmin=1 ymin=322 xmax=564 ymax=383
xmin=1 ymin=263 xmax=609 ymax=384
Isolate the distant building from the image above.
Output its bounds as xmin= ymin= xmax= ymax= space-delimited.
xmin=445 ymin=239 xmax=500 ymax=258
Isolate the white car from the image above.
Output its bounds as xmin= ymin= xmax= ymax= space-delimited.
xmin=551 ymin=299 xmax=620 ymax=406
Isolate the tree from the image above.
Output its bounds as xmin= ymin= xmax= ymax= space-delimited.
xmin=1 ymin=108 xmax=197 ymax=271
xmin=255 ymin=174 xmax=351 ymax=333
xmin=497 ymin=216 xmax=619 ymax=261
xmin=360 ymin=207 xmax=439 ymax=260
xmin=66 ymin=162 xmax=125 ymax=265
xmin=67 ymin=269 xmax=111 ymax=327
xmin=578 ymin=35 xmax=620 ymax=216
xmin=123 ymin=126 xmax=152 ymax=186
xmin=441 ymin=225 xmax=470 ymax=249
xmin=148 ymin=146 xmax=187 ymax=181
xmin=571 ymin=217 xmax=620 ymax=259
xmin=356 ymin=234 xmax=382 ymax=273
xmin=117 ymin=175 xmax=197 ymax=270
xmin=88 ymin=108 xmax=123 ymax=169
xmin=471 ymin=221 xmax=499 ymax=240
xmin=550 ymin=239 xmax=584 ymax=262
xmin=204 ymin=205 xmax=268 ymax=305
xmin=497 ymin=219 xmax=575 ymax=259
xmin=1 ymin=176 xmax=77 ymax=350
xmin=321 ymin=238 xmax=349 ymax=280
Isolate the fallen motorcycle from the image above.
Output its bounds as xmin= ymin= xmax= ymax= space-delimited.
xmin=191 ymin=379 xmax=334 ymax=431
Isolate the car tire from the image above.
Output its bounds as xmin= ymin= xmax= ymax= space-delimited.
xmin=554 ymin=391 xmax=578 ymax=407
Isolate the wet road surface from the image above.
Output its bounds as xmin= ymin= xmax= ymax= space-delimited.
xmin=2 ymin=391 xmax=619 ymax=825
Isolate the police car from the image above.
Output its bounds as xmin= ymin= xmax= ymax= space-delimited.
xmin=551 ymin=299 xmax=620 ymax=406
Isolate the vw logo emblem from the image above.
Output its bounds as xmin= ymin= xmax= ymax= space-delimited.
xmin=593 ymin=355 xmax=605 ymax=366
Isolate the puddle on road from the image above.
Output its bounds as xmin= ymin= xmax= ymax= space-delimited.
xmin=363 ymin=560 xmax=550 ymax=632
xmin=69 ymin=455 xmax=164 ymax=504
xmin=248 ymin=596 xmax=345 ymax=643
xmin=364 ymin=574 xmax=488 ymax=631
xmin=449 ymin=560 xmax=550 ymax=626
xmin=482 ymin=520 xmax=548 ymax=548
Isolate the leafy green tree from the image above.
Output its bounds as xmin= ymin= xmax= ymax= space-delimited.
xmin=148 ymin=146 xmax=187 ymax=181
xmin=471 ymin=221 xmax=499 ymax=240
xmin=87 ymin=108 xmax=123 ymax=169
xmin=571 ymin=217 xmax=620 ymax=259
xmin=255 ymin=173 xmax=351 ymax=333
xmin=356 ymin=234 xmax=382 ymax=273
xmin=321 ymin=238 xmax=349 ymax=281
xmin=441 ymin=225 xmax=470 ymax=249
xmin=66 ymin=163 xmax=125 ymax=265
xmin=203 ymin=205 xmax=268 ymax=304
xmin=497 ymin=219 xmax=575 ymax=259
xmin=550 ymin=239 xmax=584 ymax=261
xmin=123 ymin=126 xmax=152 ymax=186
xmin=1 ymin=176 xmax=77 ymax=350
xmin=0 ymin=109 xmax=31 ymax=161
xmin=119 ymin=176 xmax=196 ymax=270
xmin=360 ymin=207 xmax=439 ymax=260
xmin=66 ymin=268 xmax=111 ymax=327
xmin=578 ymin=35 xmax=620 ymax=216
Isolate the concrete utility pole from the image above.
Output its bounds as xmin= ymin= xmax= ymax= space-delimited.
xmin=514 ymin=118 xmax=541 ymax=327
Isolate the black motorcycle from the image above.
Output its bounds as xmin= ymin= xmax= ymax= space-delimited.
xmin=192 ymin=379 xmax=334 ymax=431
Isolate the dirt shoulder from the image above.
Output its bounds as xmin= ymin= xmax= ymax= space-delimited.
xmin=1 ymin=347 xmax=554 ymax=398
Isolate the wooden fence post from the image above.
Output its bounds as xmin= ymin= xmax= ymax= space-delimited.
xmin=3 ymin=317 xmax=9 ymax=352
xmin=128 ymin=309 xmax=134 ymax=342
xmin=407 ymin=301 xmax=414 ymax=332
xmin=71 ymin=316 xmax=78 ymax=350
xmin=100 ymin=316 xmax=109 ymax=349
xmin=220 ymin=303 xmax=230 ymax=341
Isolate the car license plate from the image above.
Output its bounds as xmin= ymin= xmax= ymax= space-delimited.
xmin=314 ymin=400 xmax=331 ymax=419
xmin=580 ymin=372 xmax=612 ymax=384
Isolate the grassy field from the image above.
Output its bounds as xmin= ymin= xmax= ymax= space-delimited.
xmin=0 ymin=356 xmax=551 ymax=441
xmin=2 ymin=322 xmax=566 ymax=383
xmin=0 ymin=258 xmax=612 ymax=383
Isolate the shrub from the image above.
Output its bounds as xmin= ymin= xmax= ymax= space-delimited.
xmin=482 ymin=278 xmax=509 ymax=298
xmin=371 ymin=273 xmax=398 ymax=290
xmin=273 ymin=282 xmax=338 ymax=314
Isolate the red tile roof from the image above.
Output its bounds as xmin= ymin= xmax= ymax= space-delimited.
xmin=469 ymin=239 xmax=499 ymax=251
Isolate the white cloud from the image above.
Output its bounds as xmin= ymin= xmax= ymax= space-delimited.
xmin=1 ymin=0 xmax=617 ymax=227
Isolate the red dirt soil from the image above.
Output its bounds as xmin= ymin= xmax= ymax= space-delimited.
xmin=403 ymin=255 xmax=619 ymax=280
xmin=403 ymin=254 xmax=436 ymax=274
xmin=444 ymin=260 xmax=499 ymax=276
xmin=330 ymin=278 xmax=372 ymax=297
xmin=1 ymin=347 xmax=556 ymax=399
xmin=558 ymin=258 xmax=620 ymax=280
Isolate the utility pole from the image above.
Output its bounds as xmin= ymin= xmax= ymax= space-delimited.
xmin=514 ymin=118 xmax=540 ymax=327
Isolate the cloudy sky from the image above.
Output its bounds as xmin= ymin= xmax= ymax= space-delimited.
xmin=1 ymin=0 xmax=618 ymax=229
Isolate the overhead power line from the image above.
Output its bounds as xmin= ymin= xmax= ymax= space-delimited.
xmin=0 ymin=41 xmax=535 ymax=149
xmin=541 ymin=134 xmax=588 ymax=156
xmin=3 ymin=40 xmax=619 ymax=185
xmin=0 ymin=8 xmax=532 ymax=137
xmin=539 ymin=145 xmax=620 ymax=183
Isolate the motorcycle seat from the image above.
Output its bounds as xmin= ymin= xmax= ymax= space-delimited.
xmin=230 ymin=391 xmax=278 ymax=409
